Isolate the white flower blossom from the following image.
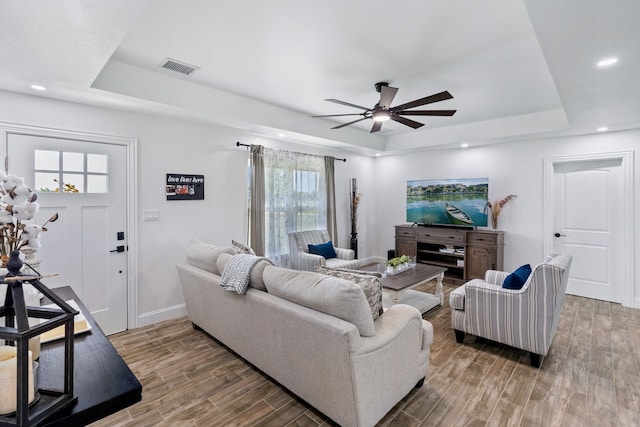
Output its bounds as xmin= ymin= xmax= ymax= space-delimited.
xmin=0 ymin=209 xmax=13 ymax=224
xmin=0 ymin=174 xmax=59 ymax=257
xmin=22 ymin=225 xmax=43 ymax=249
xmin=12 ymin=202 xmax=39 ymax=221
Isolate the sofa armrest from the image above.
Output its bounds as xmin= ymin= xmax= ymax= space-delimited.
xmin=334 ymin=247 xmax=355 ymax=260
xmin=484 ymin=269 xmax=510 ymax=286
xmin=355 ymin=304 xmax=429 ymax=355
xmin=298 ymin=252 xmax=325 ymax=271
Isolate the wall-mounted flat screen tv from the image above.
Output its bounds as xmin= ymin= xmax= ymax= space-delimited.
xmin=407 ymin=178 xmax=489 ymax=227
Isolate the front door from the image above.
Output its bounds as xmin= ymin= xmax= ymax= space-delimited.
xmin=6 ymin=132 xmax=129 ymax=334
xmin=548 ymin=155 xmax=627 ymax=303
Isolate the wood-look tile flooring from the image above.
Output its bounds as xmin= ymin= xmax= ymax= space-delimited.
xmin=91 ymin=281 xmax=640 ymax=427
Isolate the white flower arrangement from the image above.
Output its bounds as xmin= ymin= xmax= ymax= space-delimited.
xmin=0 ymin=172 xmax=58 ymax=264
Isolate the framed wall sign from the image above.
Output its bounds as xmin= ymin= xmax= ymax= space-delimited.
xmin=166 ymin=173 xmax=204 ymax=200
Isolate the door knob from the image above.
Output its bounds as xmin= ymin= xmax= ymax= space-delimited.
xmin=554 ymin=232 xmax=566 ymax=238
xmin=110 ymin=245 xmax=125 ymax=253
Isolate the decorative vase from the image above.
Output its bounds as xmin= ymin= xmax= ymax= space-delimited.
xmin=20 ymin=247 xmax=41 ymax=275
xmin=6 ymin=250 xmax=23 ymax=275
xmin=3 ymin=250 xmax=41 ymax=359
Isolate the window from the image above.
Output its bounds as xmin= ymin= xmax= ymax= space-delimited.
xmin=34 ymin=150 xmax=108 ymax=193
xmin=262 ymin=149 xmax=327 ymax=264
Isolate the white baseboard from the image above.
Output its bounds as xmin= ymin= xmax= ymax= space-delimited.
xmin=135 ymin=303 xmax=188 ymax=329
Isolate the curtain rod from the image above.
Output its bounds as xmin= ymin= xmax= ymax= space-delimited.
xmin=236 ymin=141 xmax=346 ymax=162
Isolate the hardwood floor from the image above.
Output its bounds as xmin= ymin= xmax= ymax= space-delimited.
xmin=90 ymin=281 xmax=640 ymax=427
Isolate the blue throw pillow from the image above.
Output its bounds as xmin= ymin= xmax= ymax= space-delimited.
xmin=308 ymin=241 xmax=337 ymax=259
xmin=502 ymin=264 xmax=532 ymax=290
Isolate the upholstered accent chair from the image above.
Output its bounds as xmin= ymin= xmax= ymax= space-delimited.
xmin=288 ymin=229 xmax=360 ymax=271
xmin=449 ymin=254 xmax=573 ymax=367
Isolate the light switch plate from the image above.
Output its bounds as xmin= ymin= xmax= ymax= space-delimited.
xmin=143 ymin=210 xmax=159 ymax=221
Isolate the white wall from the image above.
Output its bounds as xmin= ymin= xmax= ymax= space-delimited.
xmin=2 ymin=89 xmax=637 ymax=321
xmin=0 ymin=90 xmax=374 ymax=327
xmin=373 ymin=129 xmax=639 ymax=304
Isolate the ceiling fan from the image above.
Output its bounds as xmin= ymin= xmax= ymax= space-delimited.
xmin=312 ymin=82 xmax=457 ymax=133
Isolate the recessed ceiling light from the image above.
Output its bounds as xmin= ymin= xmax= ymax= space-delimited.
xmin=597 ymin=57 xmax=618 ymax=67
xmin=375 ymin=153 xmax=381 ymax=157
xmin=278 ymin=133 xmax=285 ymax=138
xmin=597 ymin=127 xmax=608 ymax=132
xmin=30 ymin=84 xmax=46 ymax=91
xmin=461 ymin=143 xmax=469 ymax=148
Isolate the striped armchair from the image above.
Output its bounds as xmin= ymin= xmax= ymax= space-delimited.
xmin=449 ymin=254 xmax=572 ymax=367
xmin=288 ymin=230 xmax=360 ymax=272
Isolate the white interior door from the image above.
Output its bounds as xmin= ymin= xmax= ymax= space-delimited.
xmin=550 ymin=157 xmax=624 ymax=303
xmin=6 ymin=133 xmax=129 ymax=334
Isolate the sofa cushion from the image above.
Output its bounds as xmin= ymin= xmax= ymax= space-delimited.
xmin=263 ymin=266 xmax=376 ymax=337
xmin=232 ymin=239 xmax=256 ymax=255
xmin=502 ymin=264 xmax=532 ymax=290
xmin=217 ymin=252 xmax=269 ymax=292
xmin=308 ymin=241 xmax=337 ymax=259
xmin=186 ymin=239 xmax=235 ymax=275
xmin=315 ymin=266 xmax=383 ymax=320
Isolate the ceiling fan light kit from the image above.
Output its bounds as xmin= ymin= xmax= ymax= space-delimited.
xmin=372 ymin=111 xmax=391 ymax=122
xmin=312 ymin=82 xmax=457 ymax=133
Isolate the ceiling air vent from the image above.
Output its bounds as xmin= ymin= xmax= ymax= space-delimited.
xmin=160 ymin=58 xmax=199 ymax=75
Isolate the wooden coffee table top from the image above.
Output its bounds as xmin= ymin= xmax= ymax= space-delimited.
xmin=368 ymin=263 xmax=447 ymax=291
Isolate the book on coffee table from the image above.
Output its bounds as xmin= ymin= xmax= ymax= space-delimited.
xmin=39 ymin=299 xmax=92 ymax=343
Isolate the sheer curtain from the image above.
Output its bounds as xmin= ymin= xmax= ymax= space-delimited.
xmin=254 ymin=147 xmax=327 ymax=267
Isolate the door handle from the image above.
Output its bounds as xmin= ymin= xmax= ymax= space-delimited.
xmin=554 ymin=233 xmax=567 ymax=238
xmin=110 ymin=245 xmax=125 ymax=253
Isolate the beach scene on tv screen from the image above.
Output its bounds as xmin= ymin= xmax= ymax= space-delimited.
xmin=407 ymin=178 xmax=489 ymax=226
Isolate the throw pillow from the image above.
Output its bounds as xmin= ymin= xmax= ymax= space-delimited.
xmin=315 ymin=266 xmax=383 ymax=320
xmin=308 ymin=241 xmax=337 ymax=259
xmin=502 ymin=264 xmax=532 ymax=290
xmin=232 ymin=239 xmax=256 ymax=255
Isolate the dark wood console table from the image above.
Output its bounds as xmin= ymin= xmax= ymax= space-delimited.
xmin=395 ymin=225 xmax=504 ymax=285
xmin=36 ymin=286 xmax=142 ymax=427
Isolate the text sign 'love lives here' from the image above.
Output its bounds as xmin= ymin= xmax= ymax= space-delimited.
xmin=166 ymin=173 xmax=204 ymax=200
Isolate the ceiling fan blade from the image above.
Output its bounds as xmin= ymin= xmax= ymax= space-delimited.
xmin=325 ymin=98 xmax=370 ymax=110
xmin=370 ymin=121 xmax=383 ymax=133
xmin=311 ymin=113 xmax=366 ymax=118
xmin=378 ymin=85 xmax=398 ymax=109
xmin=332 ymin=117 xmax=370 ymax=129
xmin=393 ymin=91 xmax=454 ymax=111
xmin=398 ymin=109 xmax=457 ymax=116
xmin=391 ymin=115 xmax=425 ymax=129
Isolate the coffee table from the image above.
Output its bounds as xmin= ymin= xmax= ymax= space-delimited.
xmin=366 ymin=263 xmax=447 ymax=314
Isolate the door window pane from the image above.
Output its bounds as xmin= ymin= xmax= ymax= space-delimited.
xmin=87 ymin=175 xmax=108 ymax=193
xmin=34 ymin=150 xmax=59 ymax=170
xmin=63 ymin=152 xmax=84 ymax=172
xmin=63 ymin=174 xmax=84 ymax=193
xmin=87 ymin=154 xmax=107 ymax=173
xmin=35 ymin=172 xmax=60 ymax=192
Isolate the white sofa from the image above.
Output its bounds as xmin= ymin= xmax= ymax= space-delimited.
xmin=177 ymin=241 xmax=432 ymax=427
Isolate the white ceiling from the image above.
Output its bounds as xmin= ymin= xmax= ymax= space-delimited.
xmin=0 ymin=0 xmax=638 ymax=155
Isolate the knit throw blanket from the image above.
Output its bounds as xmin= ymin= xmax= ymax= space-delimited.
xmin=220 ymin=254 xmax=273 ymax=294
